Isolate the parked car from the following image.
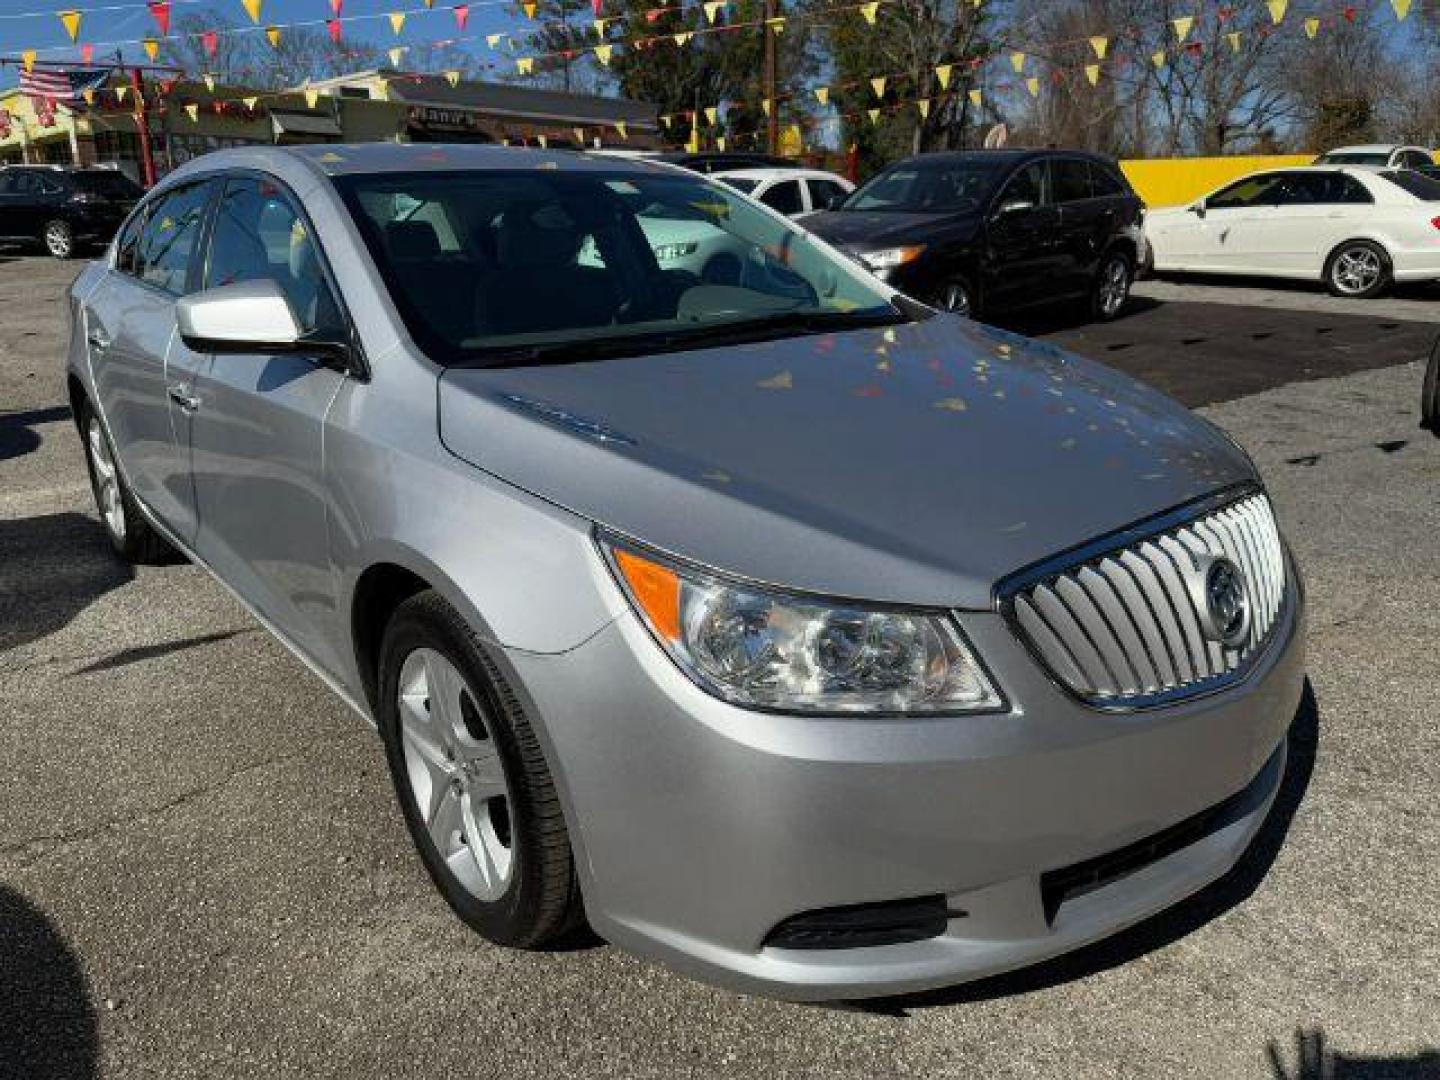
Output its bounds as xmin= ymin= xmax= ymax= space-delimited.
xmin=802 ymin=149 xmax=1145 ymax=321
xmin=713 ymin=166 xmax=854 ymax=218
xmin=1144 ymin=166 xmax=1440 ymax=298
xmin=1423 ymin=334 xmax=1440 ymax=435
xmin=655 ymin=150 xmax=802 ymax=174
xmin=68 ymin=144 xmax=1305 ymax=1001
xmin=0 ymin=164 xmax=141 ymax=258
xmin=1314 ymin=144 xmax=1435 ymax=170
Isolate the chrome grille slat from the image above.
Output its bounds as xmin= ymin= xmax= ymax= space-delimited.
xmin=1004 ymin=492 xmax=1288 ymax=707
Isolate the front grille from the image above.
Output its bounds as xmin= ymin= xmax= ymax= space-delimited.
xmin=1003 ymin=491 xmax=1288 ymax=707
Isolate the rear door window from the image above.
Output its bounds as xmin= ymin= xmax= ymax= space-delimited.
xmin=136 ymin=181 xmax=215 ymax=295
xmin=1052 ymin=159 xmax=1093 ymax=203
xmin=998 ymin=162 xmax=1048 ymax=208
xmin=759 ymin=179 xmax=804 ymax=216
xmin=808 ymin=178 xmax=850 ymax=210
xmin=1088 ymin=163 xmax=1125 ymax=196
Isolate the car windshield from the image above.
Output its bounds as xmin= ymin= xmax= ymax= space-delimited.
xmin=717 ymin=175 xmax=760 ymax=194
xmin=845 ymin=159 xmax=1005 ymax=213
xmin=70 ymin=171 xmax=142 ymax=197
xmin=1317 ymin=152 xmax=1389 ymax=165
xmin=1379 ymin=169 xmax=1440 ymax=200
xmin=335 ymin=169 xmax=904 ymax=366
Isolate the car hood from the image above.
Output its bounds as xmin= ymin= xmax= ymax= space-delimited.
xmin=437 ymin=317 xmax=1254 ymax=609
xmin=802 ymin=210 xmax=974 ymax=250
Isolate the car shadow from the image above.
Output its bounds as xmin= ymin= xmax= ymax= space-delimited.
xmin=847 ymin=679 xmax=1320 ymax=1016
xmin=1267 ymin=1028 xmax=1440 ymax=1079
xmin=993 ymin=294 xmax=1165 ymax=337
xmin=0 ymin=512 xmax=133 ymax=656
xmin=0 ymin=405 xmax=71 ymax=463
xmin=1153 ymin=271 xmax=1440 ymax=303
xmin=0 ymin=886 xmax=99 ymax=1080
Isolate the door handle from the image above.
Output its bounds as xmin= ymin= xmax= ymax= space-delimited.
xmin=167 ymin=383 xmax=201 ymax=413
xmin=86 ymin=328 xmax=111 ymax=352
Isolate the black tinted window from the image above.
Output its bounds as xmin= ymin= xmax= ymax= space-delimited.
xmin=999 ymin=162 xmax=1046 ymax=207
xmin=0 ymin=171 xmax=40 ymax=196
xmin=848 ymin=159 xmax=1004 ymax=212
xmin=70 ymin=171 xmax=142 ymax=199
xmin=760 ymin=180 xmax=804 ymax=215
xmin=1398 ymin=151 xmax=1432 ymax=169
xmin=1275 ymin=172 xmax=1372 ymax=205
xmin=809 ymin=178 xmax=850 ymax=209
xmin=1380 ymin=170 xmax=1440 ymax=200
xmin=1209 ymin=174 xmax=1284 ymax=209
xmin=136 ymin=182 xmax=214 ymax=295
xmin=1052 ymin=160 xmax=1092 ymax=203
xmin=115 ymin=211 xmax=144 ymax=275
xmin=1089 ymin=163 xmax=1125 ymax=196
xmin=206 ymin=176 xmax=342 ymax=335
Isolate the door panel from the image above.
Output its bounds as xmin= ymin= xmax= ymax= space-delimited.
xmin=1253 ymin=172 xmax=1373 ymax=276
xmin=984 ymin=161 xmax=1064 ymax=308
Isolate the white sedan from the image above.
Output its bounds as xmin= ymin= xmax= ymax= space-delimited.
xmin=1144 ymin=166 xmax=1440 ymax=297
xmin=712 ymin=167 xmax=855 ymax=219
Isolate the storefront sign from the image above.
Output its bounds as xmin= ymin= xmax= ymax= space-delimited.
xmin=408 ymin=105 xmax=488 ymax=134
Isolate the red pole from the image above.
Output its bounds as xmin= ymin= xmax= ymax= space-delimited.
xmin=129 ymin=66 xmax=156 ymax=188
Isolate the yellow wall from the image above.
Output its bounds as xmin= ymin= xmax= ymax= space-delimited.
xmin=1119 ymin=154 xmax=1318 ymax=208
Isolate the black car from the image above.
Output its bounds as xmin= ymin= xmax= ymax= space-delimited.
xmin=802 ymin=149 xmax=1144 ymax=321
xmin=0 ymin=166 xmax=142 ymax=259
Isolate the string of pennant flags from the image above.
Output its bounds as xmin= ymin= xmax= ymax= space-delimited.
xmin=0 ymin=0 xmax=1422 ymax=151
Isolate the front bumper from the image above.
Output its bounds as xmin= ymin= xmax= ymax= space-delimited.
xmin=506 ymin=580 xmax=1305 ymax=1001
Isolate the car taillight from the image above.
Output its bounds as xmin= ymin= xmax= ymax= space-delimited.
xmin=1432 ymin=215 xmax=1440 ymax=231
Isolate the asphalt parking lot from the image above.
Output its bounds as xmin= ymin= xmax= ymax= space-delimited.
xmin=2 ymin=254 xmax=1437 ymax=1079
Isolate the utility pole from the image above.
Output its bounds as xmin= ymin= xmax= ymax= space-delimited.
xmin=129 ymin=65 xmax=157 ymax=188
xmin=763 ymin=0 xmax=778 ymax=155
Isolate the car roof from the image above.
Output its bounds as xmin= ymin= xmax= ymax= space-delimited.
xmin=885 ymin=148 xmax=1119 ymax=170
xmin=1322 ymin=144 xmax=1411 ymax=154
xmin=714 ymin=166 xmax=844 ymax=181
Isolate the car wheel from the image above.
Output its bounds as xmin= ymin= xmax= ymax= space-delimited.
xmin=1324 ymin=240 xmax=1391 ymax=299
xmin=1091 ymin=251 xmax=1132 ymax=321
xmin=78 ymin=399 xmax=175 ymax=564
xmin=933 ymin=278 xmax=974 ymax=317
xmin=1422 ymin=335 xmax=1440 ymax=436
xmin=44 ymin=219 xmax=75 ymax=259
xmin=377 ymin=590 xmax=583 ymax=948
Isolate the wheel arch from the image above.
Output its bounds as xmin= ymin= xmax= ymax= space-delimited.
xmin=1322 ymin=235 xmax=1393 ymax=270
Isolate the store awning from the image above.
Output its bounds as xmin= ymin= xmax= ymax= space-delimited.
xmin=270 ymin=111 xmax=342 ymax=138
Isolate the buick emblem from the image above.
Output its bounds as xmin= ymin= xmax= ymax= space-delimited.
xmin=1189 ymin=554 xmax=1251 ymax=648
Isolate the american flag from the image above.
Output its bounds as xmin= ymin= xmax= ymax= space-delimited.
xmin=17 ymin=66 xmax=111 ymax=104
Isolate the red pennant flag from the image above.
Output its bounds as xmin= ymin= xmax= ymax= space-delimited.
xmin=453 ymin=4 xmax=468 ymax=28
xmin=201 ymin=30 xmax=219 ymax=55
xmin=1217 ymin=5 xmax=1233 ymax=21
xmin=160 ymin=78 xmax=177 ymax=93
xmin=644 ymin=7 xmax=662 ymax=21
xmin=148 ymin=0 xmax=171 ymax=35
xmin=329 ymin=0 xmax=343 ymax=13
xmin=1342 ymin=6 xmax=1357 ymax=20
xmin=327 ymin=18 xmax=342 ymax=41
xmin=591 ymin=0 xmax=602 ymax=14
xmin=80 ymin=42 xmax=94 ymax=63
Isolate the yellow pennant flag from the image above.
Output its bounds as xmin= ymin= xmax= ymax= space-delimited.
xmin=1009 ymin=51 xmax=1025 ymax=73
xmin=814 ymin=86 xmax=829 ymax=105
xmin=935 ymin=63 xmax=952 ymax=89
xmin=538 ymin=134 xmax=549 ymax=149
xmin=305 ymin=86 xmax=320 ymax=108
xmin=703 ymin=0 xmax=724 ymax=22
xmin=1084 ymin=63 xmax=1099 ymax=86
xmin=486 ymin=32 xmax=505 ymax=47
xmin=573 ymin=127 xmax=585 ymax=144
xmin=761 ymin=98 xmax=772 ymax=117
xmin=516 ymin=57 xmax=534 ymax=74
xmin=594 ymin=44 xmax=612 ymax=65
xmin=766 ymin=16 xmax=784 ymax=32
xmin=859 ymin=1 xmax=878 ymax=23
xmin=704 ymin=106 xmax=717 ymax=124
xmin=1266 ymin=0 xmax=1287 ymax=23
xmin=389 ymin=12 xmax=406 ymax=34
xmin=1303 ymin=17 xmax=1319 ymax=37
xmin=1088 ymin=36 xmax=1108 ymax=60
xmin=243 ymin=95 xmax=258 ymax=109
xmin=374 ymin=79 xmax=389 ymax=100
xmin=615 ymin=119 xmax=627 ymax=140
xmin=143 ymin=37 xmax=159 ymax=60
xmin=116 ymin=84 xmax=130 ymax=102
xmin=1025 ymin=76 xmax=1038 ymax=97
xmin=522 ymin=1 xmax=536 ymax=16
xmin=59 ymin=10 xmax=82 ymax=42
xmin=684 ymin=128 xmax=696 ymax=152
xmin=83 ymin=88 xmax=96 ymax=105
xmin=968 ymin=88 xmax=981 ymax=106
xmin=445 ymin=69 xmax=461 ymax=87
xmin=715 ymin=136 xmax=726 ymax=151
xmin=1171 ymin=15 xmax=1193 ymax=41
xmin=21 ymin=49 xmax=36 ymax=73
xmin=1151 ymin=49 xmax=1167 ymax=69
xmin=673 ymin=31 xmax=692 ymax=46
xmin=1226 ymin=31 xmax=1242 ymax=51
xmin=266 ymin=25 xmax=281 ymax=47
xmin=242 ymin=0 xmax=262 ymax=23
xmin=916 ymin=98 xmax=930 ymax=119
xmin=184 ymin=103 xmax=199 ymax=122
xmin=1391 ymin=0 xmax=1411 ymax=19
xmin=870 ymin=76 xmax=887 ymax=99
xmin=866 ymin=108 xmax=880 ymax=126
xmin=203 ymin=73 xmax=215 ymax=92
xmin=386 ymin=46 xmax=401 ymax=65
xmin=660 ymin=114 xmax=672 ymax=129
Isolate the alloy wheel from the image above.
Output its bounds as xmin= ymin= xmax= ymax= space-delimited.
xmin=45 ymin=221 xmax=73 ymax=259
xmin=1331 ymin=246 xmax=1382 ymax=295
xmin=397 ymin=647 xmax=515 ymax=903
xmin=86 ymin=416 xmax=126 ymax=541
xmin=937 ymin=281 xmax=971 ymax=316
xmin=1098 ymin=257 xmax=1130 ymax=316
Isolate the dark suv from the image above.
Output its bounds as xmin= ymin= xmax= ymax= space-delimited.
xmin=803 ymin=149 xmax=1144 ymax=321
xmin=0 ymin=165 xmax=141 ymax=259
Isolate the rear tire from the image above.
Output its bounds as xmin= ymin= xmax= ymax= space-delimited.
xmin=1324 ymin=240 xmax=1390 ymax=299
xmin=44 ymin=219 xmax=75 ymax=259
xmin=1091 ymin=250 xmax=1133 ymax=321
xmin=1422 ymin=335 xmax=1440 ymax=436
xmin=376 ymin=590 xmax=583 ymax=948
xmin=78 ymin=399 xmax=175 ymax=564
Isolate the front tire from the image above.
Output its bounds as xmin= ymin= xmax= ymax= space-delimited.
xmin=78 ymin=399 xmax=174 ymax=564
xmin=1091 ymin=250 xmax=1133 ymax=321
xmin=376 ymin=590 xmax=583 ymax=948
xmin=1324 ymin=240 xmax=1391 ymax=299
xmin=932 ymin=277 xmax=975 ymax=317
xmin=44 ymin=219 xmax=75 ymax=259
xmin=1422 ymin=335 xmax=1440 ymax=436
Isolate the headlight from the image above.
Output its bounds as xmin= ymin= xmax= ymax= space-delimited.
xmin=861 ymin=245 xmax=926 ymax=271
xmin=601 ymin=538 xmax=1002 ymax=715
xmin=653 ymin=240 xmax=699 ymax=261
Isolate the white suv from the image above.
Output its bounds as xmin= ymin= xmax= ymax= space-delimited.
xmin=1315 ymin=145 xmax=1435 ymax=169
xmin=713 ymin=167 xmax=855 ymax=218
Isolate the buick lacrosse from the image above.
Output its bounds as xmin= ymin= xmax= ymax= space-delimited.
xmin=65 ymin=145 xmax=1305 ymax=1000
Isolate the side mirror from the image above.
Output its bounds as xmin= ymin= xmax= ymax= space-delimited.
xmin=177 ymin=279 xmax=348 ymax=363
xmin=1189 ymin=200 xmax=1207 ymax=218
xmin=997 ymin=199 xmax=1034 ymax=218
xmin=826 ymin=193 xmax=848 ymax=210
